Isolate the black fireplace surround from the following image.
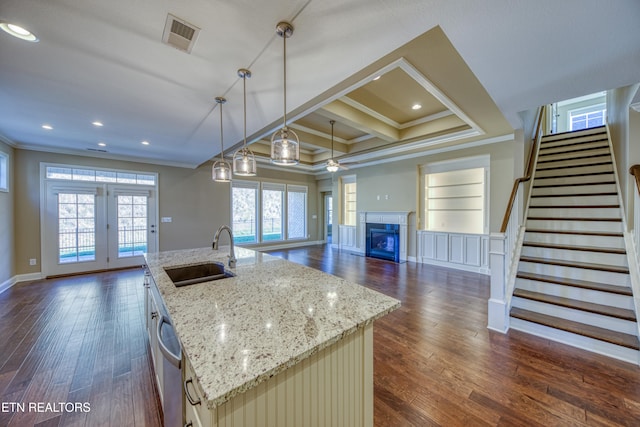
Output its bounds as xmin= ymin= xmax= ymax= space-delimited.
xmin=365 ymin=223 xmax=400 ymax=262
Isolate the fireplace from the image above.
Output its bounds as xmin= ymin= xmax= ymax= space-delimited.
xmin=366 ymin=223 xmax=400 ymax=262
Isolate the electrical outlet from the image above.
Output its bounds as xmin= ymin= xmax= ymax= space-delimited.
xmin=29 ymin=258 xmax=37 ymax=266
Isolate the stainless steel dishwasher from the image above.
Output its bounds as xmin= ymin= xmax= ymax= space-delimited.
xmin=157 ymin=315 xmax=183 ymax=427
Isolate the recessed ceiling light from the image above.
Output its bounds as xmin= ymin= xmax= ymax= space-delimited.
xmin=412 ymin=104 xmax=422 ymax=110
xmin=373 ymin=75 xmax=381 ymax=81
xmin=141 ymin=140 xmax=150 ymax=146
xmin=42 ymin=124 xmax=53 ymax=130
xmin=0 ymin=22 xmax=38 ymax=42
xmin=98 ymin=142 xmax=107 ymax=147
xmin=92 ymin=121 xmax=104 ymax=127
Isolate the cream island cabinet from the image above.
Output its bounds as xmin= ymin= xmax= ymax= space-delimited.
xmin=144 ymin=247 xmax=400 ymax=427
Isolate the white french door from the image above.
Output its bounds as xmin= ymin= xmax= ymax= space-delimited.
xmin=43 ymin=181 xmax=157 ymax=276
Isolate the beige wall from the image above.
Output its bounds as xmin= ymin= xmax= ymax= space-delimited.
xmin=0 ymin=141 xmax=15 ymax=284
xmin=328 ymin=138 xmax=518 ymax=257
xmin=13 ymin=150 xmax=318 ymax=275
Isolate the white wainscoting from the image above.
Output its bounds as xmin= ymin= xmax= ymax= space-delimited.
xmin=339 ymin=225 xmax=358 ymax=252
xmin=417 ymin=230 xmax=490 ymax=275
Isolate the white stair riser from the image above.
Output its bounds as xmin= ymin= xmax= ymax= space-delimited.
xmin=538 ymin=141 xmax=609 ymax=155
xmin=511 ymin=297 xmax=637 ymax=334
xmin=525 ymin=219 xmax=623 ymax=233
xmin=520 ymin=246 xmax=628 ymax=268
xmin=541 ymin=131 xmax=607 ymax=146
xmin=537 ymin=147 xmax=611 ymax=162
xmin=541 ymin=128 xmax=606 ymax=140
xmin=509 ymin=318 xmax=639 ymax=365
xmin=529 ymin=195 xmax=619 ymax=206
xmin=515 ymin=278 xmax=634 ymax=310
xmin=523 ymin=232 xmax=625 ymax=249
xmin=528 ymin=207 xmax=620 ymax=218
xmin=517 ymin=261 xmax=630 ymax=286
xmin=534 ymin=164 xmax=613 ymax=178
xmin=533 ymin=173 xmax=615 ymax=187
xmin=531 ymin=184 xmax=617 ymax=196
xmin=536 ymin=155 xmax=611 ymax=170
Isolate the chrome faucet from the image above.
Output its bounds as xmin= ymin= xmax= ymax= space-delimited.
xmin=212 ymin=225 xmax=236 ymax=268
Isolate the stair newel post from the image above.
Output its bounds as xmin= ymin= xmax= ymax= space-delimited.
xmin=488 ymin=232 xmax=509 ymax=332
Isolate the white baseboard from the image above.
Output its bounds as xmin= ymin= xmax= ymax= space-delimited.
xmin=0 ymin=272 xmax=44 ymax=294
xmin=253 ymin=240 xmax=325 ymax=251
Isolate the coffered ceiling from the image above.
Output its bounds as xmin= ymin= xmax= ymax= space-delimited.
xmin=1 ymin=0 xmax=639 ymax=172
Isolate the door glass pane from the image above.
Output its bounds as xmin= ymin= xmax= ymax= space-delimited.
xmin=262 ymin=189 xmax=283 ymax=241
xmin=232 ymin=186 xmax=257 ymax=243
xmin=58 ymin=193 xmax=96 ymax=263
xmin=117 ymin=194 xmax=148 ymax=257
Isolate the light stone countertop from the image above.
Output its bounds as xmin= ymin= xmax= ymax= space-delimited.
xmin=144 ymin=246 xmax=400 ymax=409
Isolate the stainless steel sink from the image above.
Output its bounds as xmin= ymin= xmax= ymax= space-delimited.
xmin=164 ymin=262 xmax=235 ymax=287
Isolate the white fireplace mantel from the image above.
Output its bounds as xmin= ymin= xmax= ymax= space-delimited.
xmin=359 ymin=211 xmax=412 ymax=262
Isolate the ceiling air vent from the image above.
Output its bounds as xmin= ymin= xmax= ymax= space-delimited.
xmin=162 ymin=14 xmax=200 ymax=53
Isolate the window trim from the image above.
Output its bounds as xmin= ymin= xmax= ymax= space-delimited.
xmin=0 ymin=150 xmax=9 ymax=192
xmin=231 ymin=180 xmax=308 ymax=244
xmin=286 ymin=184 xmax=308 ymax=240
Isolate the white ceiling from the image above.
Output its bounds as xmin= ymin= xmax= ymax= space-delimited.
xmin=1 ymin=0 xmax=639 ymax=168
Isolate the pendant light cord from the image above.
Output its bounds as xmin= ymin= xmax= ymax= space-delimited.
xmin=282 ymin=34 xmax=287 ymax=127
xmin=219 ymin=102 xmax=224 ymax=160
xmin=243 ymin=73 xmax=247 ymax=148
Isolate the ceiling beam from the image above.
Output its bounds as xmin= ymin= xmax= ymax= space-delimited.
xmin=318 ymin=100 xmax=399 ymax=142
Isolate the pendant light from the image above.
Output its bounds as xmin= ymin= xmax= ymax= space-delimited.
xmin=270 ymin=21 xmax=300 ymax=165
xmin=233 ymin=68 xmax=257 ymax=176
xmin=212 ymin=97 xmax=232 ymax=182
xmin=326 ymin=120 xmax=339 ymax=173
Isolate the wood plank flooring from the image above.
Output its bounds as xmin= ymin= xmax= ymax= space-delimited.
xmin=1 ymin=244 xmax=640 ymax=426
xmin=0 ymin=269 xmax=161 ymax=427
xmin=265 ymin=245 xmax=640 ymax=426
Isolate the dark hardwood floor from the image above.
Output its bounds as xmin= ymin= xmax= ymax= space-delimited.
xmin=265 ymin=245 xmax=640 ymax=426
xmin=0 ymin=269 xmax=161 ymax=427
xmin=1 ymin=244 xmax=640 ymax=426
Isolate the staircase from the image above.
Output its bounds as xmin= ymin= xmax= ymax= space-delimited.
xmin=509 ymin=126 xmax=640 ymax=363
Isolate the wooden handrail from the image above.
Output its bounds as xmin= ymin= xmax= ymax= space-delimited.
xmin=499 ymin=105 xmax=546 ymax=233
xmin=631 ymin=164 xmax=640 ymax=196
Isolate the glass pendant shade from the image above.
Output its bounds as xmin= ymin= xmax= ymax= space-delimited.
xmin=233 ymin=68 xmax=257 ymax=177
xmin=271 ymin=126 xmax=300 ymax=165
xmin=233 ymin=147 xmax=257 ymax=176
xmin=212 ymin=96 xmax=232 ymax=183
xmin=212 ymin=160 xmax=232 ymax=182
xmin=271 ymin=21 xmax=299 ymax=165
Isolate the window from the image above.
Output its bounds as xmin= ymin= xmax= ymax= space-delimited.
xmin=232 ymin=181 xmax=308 ymax=244
xmin=0 ymin=151 xmax=8 ymax=192
xmin=287 ymin=185 xmax=307 ymax=240
xmin=342 ymin=175 xmax=357 ymax=226
xmin=421 ymin=157 xmax=488 ymax=235
xmin=232 ymin=181 xmax=259 ymax=244
xmin=117 ymin=195 xmax=148 ymax=257
xmin=45 ymin=165 xmax=156 ymax=186
xmin=262 ymin=183 xmax=284 ymax=241
xmin=570 ymin=108 xmax=606 ymax=131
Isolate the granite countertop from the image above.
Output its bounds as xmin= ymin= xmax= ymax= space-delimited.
xmin=144 ymin=246 xmax=400 ymax=409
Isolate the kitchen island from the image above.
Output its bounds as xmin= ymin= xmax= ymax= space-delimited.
xmin=144 ymin=246 xmax=400 ymax=427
